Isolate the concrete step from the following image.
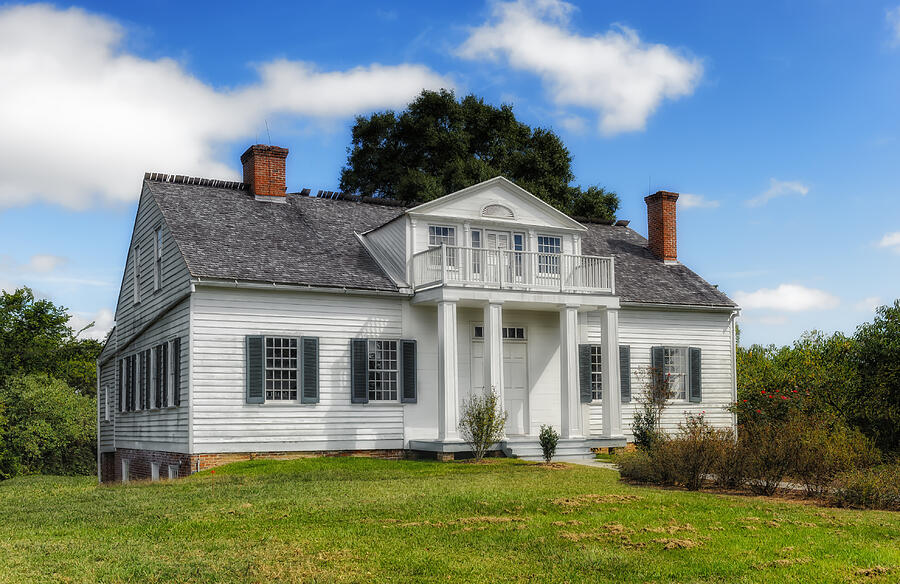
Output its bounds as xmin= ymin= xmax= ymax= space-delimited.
xmin=502 ymin=437 xmax=596 ymax=461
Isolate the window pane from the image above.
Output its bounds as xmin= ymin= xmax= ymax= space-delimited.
xmin=367 ymin=339 xmax=399 ymax=401
xmin=591 ymin=345 xmax=603 ymax=401
xmin=264 ymin=337 xmax=298 ymax=400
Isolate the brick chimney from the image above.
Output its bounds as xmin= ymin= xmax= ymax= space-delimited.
xmin=644 ymin=190 xmax=679 ymax=263
xmin=240 ymin=145 xmax=289 ymax=198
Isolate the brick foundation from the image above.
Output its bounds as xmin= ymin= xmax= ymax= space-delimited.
xmin=100 ymin=448 xmax=407 ymax=483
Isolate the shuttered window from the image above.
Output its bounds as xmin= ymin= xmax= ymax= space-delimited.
xmin=350 ymin=338 xmax=416 ymax=404
xmin=118 ymin=359 xmax=124 ymax=412
xmin=143 ymin=349 xmax=151 ymax=409
xmin=172 ymin=338 xmax=182 ymax=406
xmin=651 ymin=345 xmax=701 ymax=402
xmin=619 ymin=345 xmax=632 ymax=403
xmin=578 ymin=344 xmax=593 ymax=404
xmin=590 ymin=345 xmax=603 ymax=401
xmin=245 ymin=335 xmax=319 ymax=404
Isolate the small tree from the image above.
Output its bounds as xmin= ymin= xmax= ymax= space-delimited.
xmin=631 ymin=366 xmax=673 ymax=451
xmin=458 ymin=389 xmax=507 ymax=461
xmin=539 ymin=424 xmax=560 ymax=463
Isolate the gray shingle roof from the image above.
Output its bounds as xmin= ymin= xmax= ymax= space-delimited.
xmin=149 ymin=179 xmax=735 ymax=307
xmin=581 ymin=223 xmax=735 ymax=308
xmin=149 ymin=180 xmax=404 ymax=292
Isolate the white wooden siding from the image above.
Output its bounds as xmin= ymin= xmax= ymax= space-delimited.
xmin=190 ymin=287 xmax=405 ymax=453
xmin=98 ymin=345 xmax=117 ymax=453
xmin=587 ymin=307 xmax=736 ymax=438
xmin=363 ymin=216 xmax=408 ymax=284
xmin=108 ymin=184 xmax=192 ymax=452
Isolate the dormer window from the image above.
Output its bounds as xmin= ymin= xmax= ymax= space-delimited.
xmin=482 ymin=204 xmax=514 ymax=219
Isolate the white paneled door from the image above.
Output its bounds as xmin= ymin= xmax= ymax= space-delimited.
xmin=470 ymin=336 xmax=529 ymax=436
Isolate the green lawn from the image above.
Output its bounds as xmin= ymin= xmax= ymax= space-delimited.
xmin=1 ymin=458 xmax=898 ymax=583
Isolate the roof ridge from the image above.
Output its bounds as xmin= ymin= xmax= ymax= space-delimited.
xmin=144 ymin=172 xmax=248 ymax=190
xmin=294 ymin=189 xmax=412 ymax=208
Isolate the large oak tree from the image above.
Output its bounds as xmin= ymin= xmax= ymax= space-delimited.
xmin=339 ymin=90 xmax=619 ymax=221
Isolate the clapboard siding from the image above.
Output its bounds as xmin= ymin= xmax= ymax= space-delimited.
xmin=364 ymin=216 xmax=408 ymax=284
xmin=587 ymin=307 xmax=735 ymax=438
xmin=113 ymin=298 xmax=190 ymax=451
xmin=109 ymin=183 xmax=192 ymax=452
xmin=98 ymin=340 xmax=117 ymax=453
xmin=191 ymin=286 xmax=405 ymax=453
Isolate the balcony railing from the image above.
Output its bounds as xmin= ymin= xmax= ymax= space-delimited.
xmin=412 ymin=245 xmax=614 ymax=294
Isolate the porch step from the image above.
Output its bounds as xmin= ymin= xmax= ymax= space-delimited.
xmin=501 ymin=437 xmax=596 ymax=462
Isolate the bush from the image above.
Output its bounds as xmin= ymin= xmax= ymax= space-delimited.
xmin=741 ymin=417 xmax=802 ymax=495
xmin=631 ymin=366 xmax=673 ymax=451
xmin=0 ymin=374 xmax=96 ymax=479
xmin=538 ymin=424 xmax=559 ymax=463
xmin=831 ymin=463 xmax=900 ymax=511
xmin=712 ymin=436 xmax=748 ymax=489
xmin=792 ymin=416 xmax=881 ymax=496
xmin=615 ymin=449 xmax=657 ymax=483
xmin=458 ymin=390 xmax=507 ymax=462
xmin=665 ymin=414 xmax=733 ymax=491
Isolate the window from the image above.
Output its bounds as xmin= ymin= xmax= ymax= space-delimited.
xmin=502 ymin=327 xmax=526 ymax=340
xmin=428 ymin=225 xmax=457 ymax=267
xmin=167 ymin=465 xmax=178 ymax=480
xmin=153 ymin=228 xmax=163 ymax=291
xmin=132 ymin=245 xmax=141 ymax=304
xmin=663 ymin=347 xmax=688 ymax=400
xmin=512 ymin=233 xmax=525 ymax=277
xmin=590 ymin=345 xmax=603 ymax=401
xmin=368 ymin=340 xmax=398 ymax=401
xmin=473 ymin=325 xmax=484 ymax=339
xmin=482 ymin=204 xmax=514 ymax=219
xmin=537 ymin=235 xmax=561 ymax=274
xmin=265 ymin=337 xmax=298 ymax=401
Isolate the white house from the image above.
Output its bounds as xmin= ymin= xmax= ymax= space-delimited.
xmin=97 ymin=144 xmax=739 ymax=482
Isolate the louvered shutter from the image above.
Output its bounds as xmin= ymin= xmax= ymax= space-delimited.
xmin=400 ymin=339 xmax=417 ymax=403
xmin=138 ymin=352 xmax=145 ymax=410
xmin=143 ymin=349 xmax=151 ymax=409
xmin=154 ymin=347 xmax=162 ymax=408
xmin=578 ymin=344 xmax=593 ymax=403
xmin=689 ymin=347 xmax=702 ymax=403
xmin=129 ymin=355 xmax=137 ymax=411
xmin=118 ymin=359 xmax=124 ymax=412
xmin=301 ymin=336 xmax=319 ymax=404
xmin=619 ymin=345 xmax=631 ymax=403
xmin=245 ymin=336 xmax=264 ymax=404
xmin=160 ymin=343 xmax=168 ymax=407
xmin=172 ymin=338 xmax=182 ymax=406
xmin=350 ymin=338 xmax=369 ymax=404
xmin=651 ymin=346 xmax=664 ymax=389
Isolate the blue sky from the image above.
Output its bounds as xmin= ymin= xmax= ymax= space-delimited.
xmin=0 ymin=0 xmax=898 ymax=344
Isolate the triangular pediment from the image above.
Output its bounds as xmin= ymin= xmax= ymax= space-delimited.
xmin=406 ymin=177 xmax=586 ymax=232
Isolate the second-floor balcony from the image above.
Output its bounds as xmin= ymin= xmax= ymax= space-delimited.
xmin=412 ymin=245 xmax=615 ymax=294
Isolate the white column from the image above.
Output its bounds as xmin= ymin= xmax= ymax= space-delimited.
xmin=600 ymin=307 xmax=623 ymax=438
xmin=437 ymin=300 xmax=459 ymax=440
xmin=482 ymin=302 xmax=504 ymax=406
xmin=560 ymin=305 xmax=582 ymax=438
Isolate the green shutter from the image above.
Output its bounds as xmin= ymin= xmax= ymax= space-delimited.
xmin=160 ymin=343 xmax=168 ymax=407
xmin=246 ymin=336 xmax=264 ymax=404
xmin=144 ymin=349 xmax=151 ymax=409
xmin=350 ymin=338 xmax=369 ymax=404
xmin=578 ymin=343 xmax=593 ymax=404
xmin=400 ymin=339 xmax=417 ymax=403
xmin=301 ymin=336 xmax=319 ymax=404
xmin=172 ymin=338 xmax=182 ymax=406
xmin=651 ymin=346 xmax=664 ymax=389
xmin=689 ymin=347 xmax=702 ymax=403
xmin=619 ymin=345 xmax=631 ymax=403
xmin=154 ymin=348 xmax=162 ymax=408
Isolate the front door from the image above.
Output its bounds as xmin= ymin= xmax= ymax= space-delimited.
xmin=470 ymin=330 xmax=529 ymax=436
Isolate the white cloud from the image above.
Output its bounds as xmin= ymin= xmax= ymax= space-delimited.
xmin=679 ymin=193 xmax=719 ymax=209
xmin=0 ymin=4 xmax=451 ymax=209
xmin=456 ymin=0 xmax=703 ymax=135
xmin=734 ymin=284 xmax=839 ymax=312
xmin=888 ymin=6 xmax=900 ymax=46
xmin=26 ymin=254 xmax=67 ymax=273
xmin=746 ymin=178 xmax=809 ymax=207
xmin=69 ymin=307 xmax=115 ymax=341
xmin=878 ymin=231 xmax=900 ymax=253
xmin=853 ymin=296 xmax=882 ymax=312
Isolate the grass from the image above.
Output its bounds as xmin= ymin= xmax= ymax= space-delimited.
xmin=1 ymin=458 xmax=898 ymax=583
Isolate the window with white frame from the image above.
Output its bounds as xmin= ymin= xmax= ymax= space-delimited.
xmin=537 ymin=235 xmax=562 ymax=274
xmin=502 ymin=327 xmax=526 ymax=340
xmin=663 ymin=347 xmax=688 ymax=400
xmin=367 ymin=340 xmax=398 ymax=401
xmin=590 ymin=345 xmax=603 ymax=401
xmin=471 ymin=229 xmax=482 ymax=275
xmin=132 ymin=245 xmax=141 ymax=304
xmin=428 ymin=225 xmax=457 ymax=268
xmin=265 ymin=337 xmax=298 ymax=401
xmin=153 ymin=228 xmax=163 ymax=291
xmin=512 ymin=233 xmax=525 ymax=277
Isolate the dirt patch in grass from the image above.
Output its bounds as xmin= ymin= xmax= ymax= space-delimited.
xmin=552 ymin=493 xmax=643 ymax=510
xmin=753 ymin=557 xmax=811 ymax=569
xmin=642 ymin=521 xmax=696 ymax=534
xmin=381 ymin=516 xmax=527 ymax=529
xmin=855 ymin=566 xmax=893 ymax=577
xmin=534 ymin=462 xmax=571 ymax=470
xmin=655 ymin=538 xmax=702 ymax=550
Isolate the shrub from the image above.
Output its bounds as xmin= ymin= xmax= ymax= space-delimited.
xmin=792 ymin=416 xmax=881 ymax=496
xmin=538 ymin=424 xmax=559 ymax=463
xmin=458 ymin=389 xmax=507 ymax=462
xmin=615 ymin=449 xmax=657 ymax=483
xmin=741 ymin=417 xmax=802 ymax=495
xmin=831 ymin=463 xmax=900 ymax=511
xmin=665 ymin=414 xmax=732 ymax=491
xmin=712 ymin=435 xmax=748 ymax=489
xmin=631 ymin=366 xmax=673 ymax=451
xmin=0 ymin=374 xmax=96 ymax=479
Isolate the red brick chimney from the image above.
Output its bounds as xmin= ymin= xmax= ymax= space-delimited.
xmin=645 ymin=190 xmax=679 ymax=262
xmin=240 ymin=145 xmax=289 ymax=197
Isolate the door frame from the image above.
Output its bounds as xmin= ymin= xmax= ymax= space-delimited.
xmin=469 ymin=323 xmax=530 ymax=436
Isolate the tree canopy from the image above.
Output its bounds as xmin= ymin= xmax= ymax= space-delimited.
xmin=339 ymin=89 xmax=619 ymax=222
